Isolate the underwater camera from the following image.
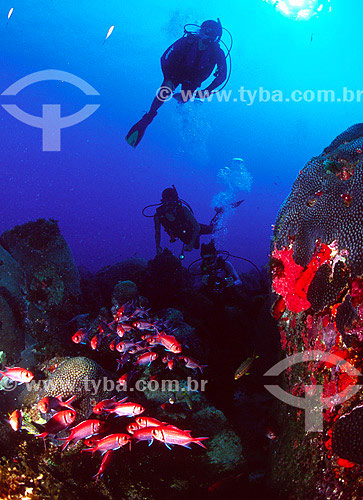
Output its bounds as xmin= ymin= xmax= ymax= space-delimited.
xmin=206 ymin=274 xmax=234 ymax=293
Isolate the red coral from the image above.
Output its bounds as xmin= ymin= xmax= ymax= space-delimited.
xmin=351 ymin=277 xmax=363 ymax=307
xmin=272 ymin=244 xmax=332 ymax=313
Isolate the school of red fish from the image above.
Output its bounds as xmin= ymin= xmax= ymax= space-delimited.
xmin=71 ymin=300 xmax=206 ymax=380
xmin=5 ymin=301 xmax=208 ymax=482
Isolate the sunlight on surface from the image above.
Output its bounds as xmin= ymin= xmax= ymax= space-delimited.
xmin=263 ymin=0 xmax=332 ymax=21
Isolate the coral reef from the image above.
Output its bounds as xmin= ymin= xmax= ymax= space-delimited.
xmin=274 ymin=123 xmax=363 ymax=275
xmin=270 ymin=125 xmax=363 ymax=499
xmin=21 ymin=357 xmax=112 ymax=421
xmin=0 ymin=219 xmax=271 ymax=499
xmin=0 ymin=245 xmax=26 ymax=361
xmin=0 ymin=219 xmax=81 ymax=341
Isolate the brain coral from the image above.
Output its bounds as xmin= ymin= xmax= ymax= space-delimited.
xmin=273 ymin=123 xmax=363 ymax=276
xmin=269 ymin=125 xmax=363 ymax=498
xmin=23 ymin=356 xmax=112 ymax=420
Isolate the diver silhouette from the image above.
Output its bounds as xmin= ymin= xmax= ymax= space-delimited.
xmin=126 ymin=19 xmax=231 ymax=148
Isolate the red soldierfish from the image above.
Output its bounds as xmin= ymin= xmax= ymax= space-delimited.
xmin=115 ymin=341 xmax=137 ymax=354
xmin=84 ymin=436 xmax=99 ymax=448
xmin=151 ymin=426 xmax=208 ymax=449
xmin=116 ymin=323 xmax=125 ymax=337
xmin=93 ymin=449 xmax=114 ymax=483
xmin=105 ymin=402 xmax=144 ymax=418
xmin=130 ymin=307 xmax=150 ymax=319
xmin=117 ymin=373 xmax=130 ymax=386
xmin=132 ymin=426 xmax=155 ymax=445
xmin=113 ymin=305 xmax=125 ymax=321
xmin=126 ymin=422 xmax=140 ymax=434
xmin=132 ymin=320 xmax=158 ymax=331
xmin=90 ymin=335 xmax=100 ymax=350
xmin=179 ymin=356 xmax=206 ymax=373
xmin=93 ymin=397 xmax=127 ymax=415
xmin=109 ymin=339 xmax=117 ymax=351
xmin=37 ymin=409 xmax=77 ymax=439
xmin=135 ymin=416 xmax=171 ymax=428
xmin=84 ymin=433 xmax=131 ymax=455
xmin=72 ymin=328 xmax=88 ymax=344
xmin=0 ymin=367 xmax=34 ymax=384
xmin=37 ymin=394 xmax=77 ymax=414
xmin=167 ymin=359 xmax=175 ymax=370
xmin=154 ymin=333 xmax=182 ymax=354
xmin=9 ymin=410 xmax=22 ymax=431
xmin=134 ymin=352 xmax=158 ymax=366
xmin=61 ymin=419 xmax=104 ymax=451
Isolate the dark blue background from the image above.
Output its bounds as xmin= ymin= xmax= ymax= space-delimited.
xmin=1 ymin=0 xmax=361 ymax=271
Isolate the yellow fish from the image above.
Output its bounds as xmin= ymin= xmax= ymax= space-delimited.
xmin=234 ymin=353 xmax=259 ymax=380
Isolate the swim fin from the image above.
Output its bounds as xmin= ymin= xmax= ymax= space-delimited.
xmin=125 ymin=111 xmax=157 ymax=148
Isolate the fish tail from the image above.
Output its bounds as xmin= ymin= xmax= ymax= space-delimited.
xmin=35 ymin=433 xmax=47 ymax=450
xmin=92 ymin=472 xmax=101 ymax=483
xmin=63 ymin=395 xmax=77 ymax=410
xmin=193 ymin=437 xmax=209 ymax=448
xmin=65 ymin=395 xmax=77 ymax=404
xmin=61 ymin=440 xmax=71 ymax=452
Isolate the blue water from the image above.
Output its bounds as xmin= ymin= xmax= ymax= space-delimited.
xmin=1 ymin=0 xmax=362 ymax=272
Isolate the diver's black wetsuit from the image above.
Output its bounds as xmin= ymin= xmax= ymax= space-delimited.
xmin=155 ymin=204 xmax=214 ymax=249
xmin=161 ymin=34 xmax=227 ymax=93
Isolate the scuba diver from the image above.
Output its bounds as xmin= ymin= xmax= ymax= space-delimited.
xmin=142 ymin=186 xmax=242 ymax=257
xmin=192 ymin=240 xmax=242 ymax=294
xmin=126 ymin=19 xmax=232 ymax=148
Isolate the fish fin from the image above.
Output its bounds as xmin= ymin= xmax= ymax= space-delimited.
xmin=82 ymin=447 xmax=96 ymax=454
xmin=194 ymin=441 xmax=207 ymax=449
xmin=165 ymin=443 xmax=172 ymax=450
xmin=61 ymin=440 xmax=71 ymax=452
xmin=92 ymin=472 xmax=101 ymax=483
xmin=35 ymin=433 xmax=47 ymax=450
xmin=64 ymin=395 xmax=77 ymax=404
xmin=148 ymin=439 xmax=154 ymax=446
